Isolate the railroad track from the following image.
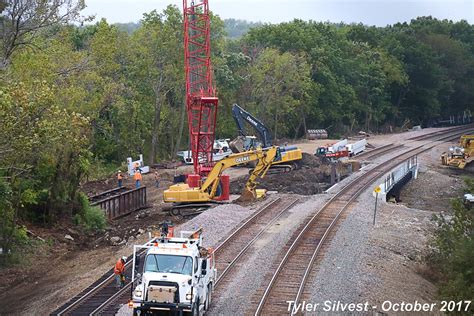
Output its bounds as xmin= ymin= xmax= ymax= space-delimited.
xmin=213 ymin=197 xmax=300 ymax=288
xmin=355 ymin=124 xmax=474 ymax=161
xmin=51 ymin=125 xmax=473 ymax=316
xmin=250 ymin=126 xmax=474 ymax=315
xmin=52 ymin=198 xmax=300 ymax=315
xmin=355 ymin=143 xmax=399 ymax=160
xmin=51 ymin=250 xmax=143 ymax=316
xmin=406 ymin=124 xmax=472 ymax=141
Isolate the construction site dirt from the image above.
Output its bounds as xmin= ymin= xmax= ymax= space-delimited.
xmin=230 ymin=153 xmax=352 ymax=196
xmin=0 ymin=127 xmax=472 ymax=315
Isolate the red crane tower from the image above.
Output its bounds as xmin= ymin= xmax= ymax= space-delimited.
xmin=183 ymin=0 xmax=218 ymax=176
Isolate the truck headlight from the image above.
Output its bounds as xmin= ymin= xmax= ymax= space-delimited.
xmin=134 ymin=289 xmax=143 ymax=298
xmin=186 ymin=293 xmax=193 ymax=300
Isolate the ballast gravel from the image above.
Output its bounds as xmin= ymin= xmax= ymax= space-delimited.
xmin=115 ymin=198 xmax=278 ymax=316
xmin=303 ymin=163 xmax=441 ymax=314
xmin=207 ymin=194 xmax=332 ymax=316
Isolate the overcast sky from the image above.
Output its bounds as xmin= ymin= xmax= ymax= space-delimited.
xmin=82 ymin=0 xmax=473 ymax=26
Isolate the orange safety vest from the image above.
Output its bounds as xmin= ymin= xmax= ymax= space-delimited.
xmin=117 ymin=173 xmax=123 ymax=180
xmin=134 ymin=172 xmax=142 ymax=181
xmin=114 ymin=259 xmax=125 ymax=275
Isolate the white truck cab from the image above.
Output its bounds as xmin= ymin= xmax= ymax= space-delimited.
xmin=130 ymin=229 xmax=215 ymax=315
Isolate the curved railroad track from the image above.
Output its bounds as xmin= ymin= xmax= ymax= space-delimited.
xmin=251 ymin=125 xmax=473 ymax=315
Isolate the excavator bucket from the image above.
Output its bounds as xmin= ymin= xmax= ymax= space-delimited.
xmin=238 ymin=187 xmax=257 ymax=202
xmin=237 ymin=188 xmax=267 ymax=202
xmin=229 ymin=136 xmax=246 ymax=153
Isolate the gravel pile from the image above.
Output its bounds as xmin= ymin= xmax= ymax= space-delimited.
xmin=174 ymin=203 xmax=256 ymax=248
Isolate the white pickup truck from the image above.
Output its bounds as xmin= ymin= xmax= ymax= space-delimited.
xmin=177 ymin=139 xmax=233 ymax=165
xmin=130 ymin=229 xmax=215 ymax=315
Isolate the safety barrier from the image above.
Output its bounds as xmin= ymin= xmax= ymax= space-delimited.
xmin=373 ymin=155 xmax=418 ymax=200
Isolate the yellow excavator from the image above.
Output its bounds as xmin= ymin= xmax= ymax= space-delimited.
xmin=229 ymin=104 xmax=302 ymax=172
xmin=441 ymin=135 xmax=474 ymax=169
xmin=164 ymin=146 xmax=279 ymax=207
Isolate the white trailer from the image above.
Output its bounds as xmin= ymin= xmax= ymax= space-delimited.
xmin=346 ymin=139 xmax=367 ymax=156
xmin=328 ymin=139 xmax=348 ymax=153
xmin=130 ymin=229 xmax=215 ymax=315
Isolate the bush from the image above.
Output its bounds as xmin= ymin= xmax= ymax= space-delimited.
xmin=73 ymin=193 xmax=106 ymax=232
xmin=428 ymin=178 xmax=473 ymax=313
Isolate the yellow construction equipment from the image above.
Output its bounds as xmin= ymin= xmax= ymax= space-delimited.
xmin=441 ymin=135 xmax=474 ymax=169
xmin=164 ymin=146 xmax=279 ymax=204
xmin=229 ymin=104 xmax=302 ymax=172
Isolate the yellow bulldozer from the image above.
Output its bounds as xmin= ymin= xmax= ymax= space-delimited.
xmin=441 ymin=135 xmax=474 ymax=169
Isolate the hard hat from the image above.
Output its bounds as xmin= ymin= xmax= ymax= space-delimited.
xmin=122 ymin=256 xmax=127 ymax=261
xmin=118 ymin=170 xmax=122 ymax=173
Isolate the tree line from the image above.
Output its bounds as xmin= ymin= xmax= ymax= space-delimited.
xmin=0 ymin=1 xmax=473 ymax=258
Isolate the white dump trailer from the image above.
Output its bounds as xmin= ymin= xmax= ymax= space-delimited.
xmin=328 ymin=139 xmax=348 ymax=153
xmin=346 ymin=139 xmax=367 ymax=156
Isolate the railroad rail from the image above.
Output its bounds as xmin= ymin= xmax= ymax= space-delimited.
xmin=355 ymin=124 xmax=474 ymax=161
xmin=51 ymin=249 xmax=146 ymax=316
xmin=406 ymin=124 xmax=472 ymax=141
xmin=355 ymin=143 xmax=399 ymax=160
xmin=214 ymin=197 xmax=300 ymax=288
xmin=251 ymin=125 xmax=474 ymax=315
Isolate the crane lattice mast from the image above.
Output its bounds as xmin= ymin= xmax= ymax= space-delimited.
xmin=183 ymin=0 xmax=218 ymax=175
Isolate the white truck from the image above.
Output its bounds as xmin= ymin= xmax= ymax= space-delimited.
xmin=346 ymin=138 xmax=367 ymax=157
xmin=315 ymin=139 xmax=349 ymax=160
xmin=130 ymin=228 xmax=215 ymax=315
xmin=177 ymin=139 xmax=232 ymax=165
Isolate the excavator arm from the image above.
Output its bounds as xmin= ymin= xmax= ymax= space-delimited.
xmin=201 ymin=147 xmax=278 ymax=198
xmin=231 ymin=104 xmax=272 ymax=148
xmin=163 ymin=147 xmax=279 ymax=203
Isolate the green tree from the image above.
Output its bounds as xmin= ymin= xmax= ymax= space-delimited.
xmin=0 ymin=81 xmax=91 ymax=254
xmin=246 ymin=48 xmax=313 ymax=139
xmin=0 ymin=0 xmax=85 ymax=68
xmin=130 ymin=6 xmax=184 ymax=163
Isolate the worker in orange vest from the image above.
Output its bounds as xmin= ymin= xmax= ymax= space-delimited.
xmin=117 ymin=171 xmax=123 ymax=188
xmin=114 ymin=256 xmax=127 ymax=288
xmin=134 ymin=170 xmax=142 ymax=189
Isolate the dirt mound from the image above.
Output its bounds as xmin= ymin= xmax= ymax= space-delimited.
xmin=231 ymin=153 xmax=332 ymax=195
xmin=300 ymin=152 xmax=322 ymax=167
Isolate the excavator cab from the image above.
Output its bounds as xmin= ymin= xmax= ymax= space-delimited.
xmin=229 ymin=136 xmax=260 ymax=153
xmin=315 ymin=147 xmax=327 ymax=156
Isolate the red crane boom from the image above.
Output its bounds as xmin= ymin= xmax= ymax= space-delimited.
xmin=183 ymin=0 xmax=218 ymax=176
